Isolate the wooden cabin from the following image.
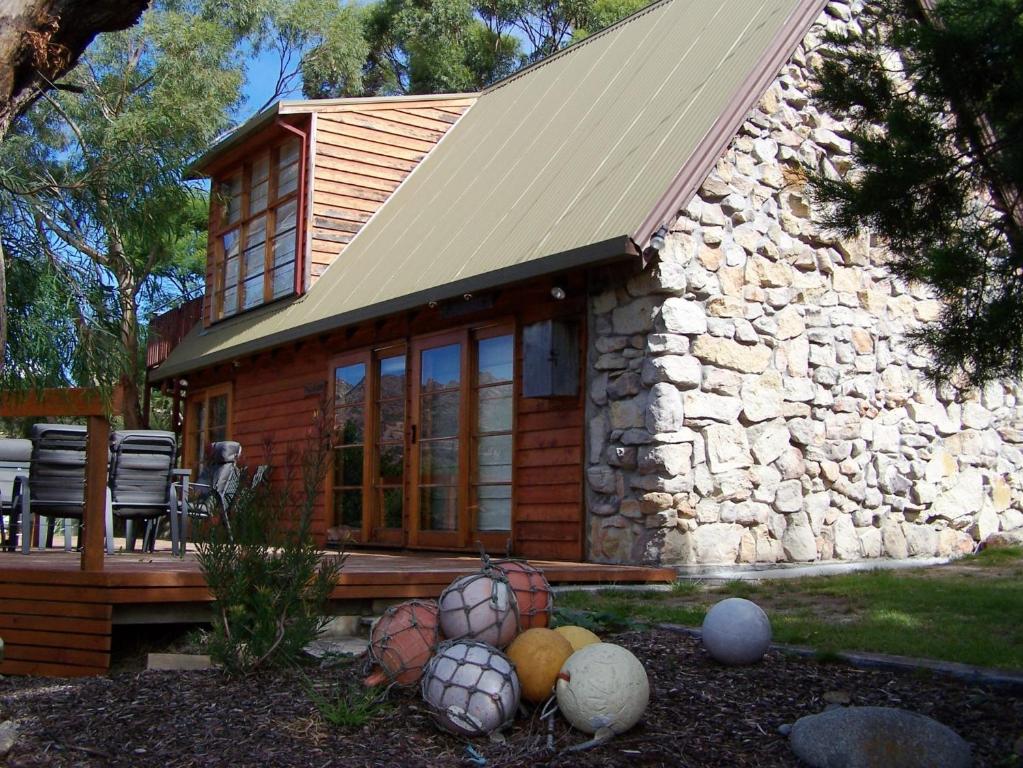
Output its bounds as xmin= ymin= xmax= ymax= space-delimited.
xmin=151 ymin=0 xmax=1023 ymax=570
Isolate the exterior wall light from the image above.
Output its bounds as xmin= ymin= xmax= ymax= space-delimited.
xmin=550 ymin=286 xmax=566 ymax=300
xmin=650 ymin=226 xmax=668 ymax=252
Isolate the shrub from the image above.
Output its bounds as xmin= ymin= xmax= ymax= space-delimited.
xmin=196 ymin=426 xmax=345 ymax=674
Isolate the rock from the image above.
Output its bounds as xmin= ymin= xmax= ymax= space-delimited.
xmin=982 ymin=529 xmax=1023 ymax=549
xmin=587 ymin=465 xmax=619 ymax=494
xmin=642 ymin=354 xmax=702 ymax=388
xmin=773 ymin=479 xmax=803 ymax=513
xmin=692 ymin=336 xmax=772 ymax=373
xmin=704 ymin=424 xmax=754 ymax=473
xmin=0 ymin=721 xmax=16 ymax=759
xmin=147 ymin=653 xmax=215 ymax=670
xmin=928 ymin=469 xmax=984 ymax=522
xmin=660 ymin=298 xmax=708 ymax=334
xmin=607 ymin=371 xmax=642 ymax=399
xmin=610 ymin=395 xmax=647 ymax=430
xmin=832 ymin=517 xmax=860 ymax=559
xmin=685 ymin=390 xmax=743 ymax=423
xmin=774 ymin=306 xmax=805 ymax=340
xmin=751 ymin=425 xmax=791 ymax=466
xmin=647 ymin=382 xmax=686 ymax=434
xmin=687 ymin=523 xmax=745 ymax=564
xmin=789 ymin=706 xmax=971 ymax=768
xmin=612 ymin=296 xmax=658 ymax=334
xmin=903 ymin=524 xmax=939 ymax=557
xmin=782 ymin=515 xmax=818 ymax=561
xmin=304 ymin=638 xmax=370 ymax=659
xmin=741 ymin=371 xmax=784 ymax=422
xmin=638 ymin=443 xmax=693 ymax=476
xmin=881 ymin=519 xmax=909 ymax=559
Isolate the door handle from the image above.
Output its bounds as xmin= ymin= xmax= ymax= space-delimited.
xmin=409 ymin=424 xmax=417 ymax=445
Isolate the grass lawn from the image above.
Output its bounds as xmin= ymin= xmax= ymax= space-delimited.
xmin=555 ymin=547 xmax=1023 ymax=671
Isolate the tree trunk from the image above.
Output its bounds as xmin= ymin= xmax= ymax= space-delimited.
xmin=0 ymin=0 xmax=149 ymax=372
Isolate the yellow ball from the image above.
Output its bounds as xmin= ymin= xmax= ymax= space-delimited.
xmin=506 ymin=628 xmax=574 ymax=703
xmin=554 ymin=625 xmax=601 ymax=652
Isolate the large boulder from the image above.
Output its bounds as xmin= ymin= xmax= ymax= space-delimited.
xmin=789 ymin=706 xmax=971 ymax=768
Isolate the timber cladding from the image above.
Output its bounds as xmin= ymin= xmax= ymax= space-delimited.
xmin=310 ymin=98 xmax=474 ymax=284
xmin=184 ymin=272 xmax=588 ymax=561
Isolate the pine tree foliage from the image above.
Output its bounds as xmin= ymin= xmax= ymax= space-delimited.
xmin=808 ymin=0 xmax=1023 ymax=388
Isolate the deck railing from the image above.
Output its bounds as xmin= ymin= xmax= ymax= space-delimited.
xmin=146 ymin=297 xmax=203 ymax=369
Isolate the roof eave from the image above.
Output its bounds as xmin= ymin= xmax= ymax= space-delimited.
xmin=149 ymin=234 xmax=639 ymax=382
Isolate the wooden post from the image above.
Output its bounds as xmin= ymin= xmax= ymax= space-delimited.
xmin=82 ymin=414 xmax=109 ymax=572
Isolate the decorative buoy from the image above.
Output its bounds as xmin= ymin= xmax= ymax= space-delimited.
xmin=701 ymin=597 xmax=772 ymax=666
xmin=438 ymin=569 xmax=519 ymax=648
xmin=492 ymin=559 xmax=554 ymax=630
xmin=554 ymin=625 xmax=601 ymax=652
xmin=421 ymin=640 xmax=521 ymax=736
xmin=363 ymin=599 xmax=441 ymax=686
xmin=555 ymin=643 xmax=649 ymax=735
xmin=505 ymin=628 xmax=574 ymax=703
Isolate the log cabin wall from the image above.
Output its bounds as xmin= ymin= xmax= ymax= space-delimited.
xmin=182 ymin=271 xmax=588 ymax=561
xmin=309 ymin=98 xmax=474 ymax=284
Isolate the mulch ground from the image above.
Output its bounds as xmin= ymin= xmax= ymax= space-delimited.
xmin=1 ymin=629 xmax=1020 ymax=768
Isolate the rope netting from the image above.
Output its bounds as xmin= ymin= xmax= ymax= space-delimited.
xmin=366 ymin=599 xmax=441 ymax=686
xmin=491 ymin=557 xmax=554 ymax=630
xmin=437 ymin=569 xmax=519 ymax=648
xmin=421 ymin=639 xmax=521 ymax=736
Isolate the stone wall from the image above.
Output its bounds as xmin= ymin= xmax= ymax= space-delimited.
xmin=585 ymin=0 xmax=1023 ymax=566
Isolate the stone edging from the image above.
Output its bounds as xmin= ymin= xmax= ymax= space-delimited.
xmin=657 ymin=622 xmax=1023 ymax=692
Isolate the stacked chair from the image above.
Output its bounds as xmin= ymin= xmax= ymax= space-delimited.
xmin=0 ymin=438 xmax=32 ymax=550
xmin=7 ymin=425 xmax=249 ymax=556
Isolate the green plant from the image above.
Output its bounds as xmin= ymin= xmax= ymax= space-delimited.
xmin=302 ymin=673 xmax=390 ymax=728
xmin=196 ymin=422 xmax=345 ymax=674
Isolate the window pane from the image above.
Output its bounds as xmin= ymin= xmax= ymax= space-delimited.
xmin=380 ymin=488 xmax=403 ymax=529
xmin=378 ymin=444 xmax=403 ymax=484
xmin=222 ymin=174 xmax=242 ymax=224
xmin=335 ymin=490 xmax=362 ymax=529
xmin=379 ymin=355 xmax=406 ymax=396
xmin=378 ymin=398 xmax=404 ymax=443
xmin=335 ymin=363 xmax=366 ymax=406
xmin=277 ymin=138 xmax=300 ymax=198
xmin=421 ymin=344 xmax=460 ymax=391
xmin=478 ymin=335 xmax=513 ymax=383
xmin=272 ymin=261 xmax=294 ymax=299
xmin=335 ymin=446 xmax=363 ymax=487
xmin=420 ymin=439 xmax=458 ymax=484
xmin=210 ymin=394 xmax=228 ymax=431
xmin=420 ymin=486 xmax=457 ymax=531
xmin=475 ymin=435 xmax=512 ymax=483
xmin=421 ymin=391 xmax=459 ymax=439
xmin=241 ymin=276 xmax=263 ymax=310
xmin=244 ymin=215 xmax=267 ymax=273
xmin=477 ymin=384 xmax=513 ymax=433
xmin=476 ymin=486 xmax=511 ymax=531
xmin=250 ymin=155 xmax=270 ymax=214
xmin=274 ymin=199 xmax=297 ymax=236
xmin=335 ymin=404 xmax=364 ymax=443
xmin=223 ymin=254 xmax=238 ymax=317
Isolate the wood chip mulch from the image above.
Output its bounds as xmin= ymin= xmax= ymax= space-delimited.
xmin=1 ymin=630 xmax=1020 ymax=768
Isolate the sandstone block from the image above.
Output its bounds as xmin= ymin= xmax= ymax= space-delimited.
xmin=903 ymin=523 xmax=939 ymax=557
xmin=646 ymin=382 xmax=685 ymax=434
xmin=642 ymin=354 xmax=702 ymax=388
xmin=692 ymin=336 xmax=772 ymax=373
xmin=660 ymin=298 xmax=708 ymax=335
xmin=688 ymin=523 xmax=744 ymax=564
xmin=685 ymin=391 xmax=743 ymax=423
xmin=741 ymin=371 xmax=784 ymax=422
xmin=612 ymin=296 xmax=658 ymax=335
xmin=704 ymin=424 xmax=754 ymax=473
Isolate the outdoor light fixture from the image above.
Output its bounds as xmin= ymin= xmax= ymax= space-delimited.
xmin=550 ymin=286 xmax=566 ymax=300
xmin=649 ymin=226 xmax=668 ymax=252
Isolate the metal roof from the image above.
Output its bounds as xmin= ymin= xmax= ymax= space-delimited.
xmin=154 ymin=0 xmax=823 ymax=382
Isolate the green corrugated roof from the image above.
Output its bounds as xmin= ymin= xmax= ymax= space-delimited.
xmin=153 ymin=0 xmax=819 ymax=382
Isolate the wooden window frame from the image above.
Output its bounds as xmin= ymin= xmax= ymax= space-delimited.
xmin=183 ymin=383 xmax=233 ymax=473
xmin=209 ymin=131 xmax=306 ymax=322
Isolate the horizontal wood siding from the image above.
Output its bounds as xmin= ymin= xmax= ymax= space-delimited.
xmin=0 ymin=595 xmax=111 ymax=677
xmin=185 ymin=272 xmax=589 ymax=559
xmin=310 ymin=100 xmax=472 ymax=282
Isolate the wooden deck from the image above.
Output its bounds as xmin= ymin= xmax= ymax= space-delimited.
xmin=0 ymin=549 xmax=675 ymax=678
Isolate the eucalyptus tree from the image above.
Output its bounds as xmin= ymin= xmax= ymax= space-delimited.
xmin=0 ymin=6 xmax=241 ymax=423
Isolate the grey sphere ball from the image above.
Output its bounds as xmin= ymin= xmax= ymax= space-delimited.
xmin=701 ymin=597 xmax=772 ymax=665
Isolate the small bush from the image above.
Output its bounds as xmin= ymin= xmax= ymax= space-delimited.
xmin=302 ymin=673 xmax=390 ymax=728
xmin=196 ymin=427 xmax=344 ymax=674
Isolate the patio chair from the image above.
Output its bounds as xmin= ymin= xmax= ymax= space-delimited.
xmin=20 ymin=423 xmax=88 ymax=554
xmin=174 ymin=440 xmax=243 ymax=551
xmin=105 ymin=430 xmax=180 ymax=555
xmin=0 ymin=438 xmax=32 ymax=550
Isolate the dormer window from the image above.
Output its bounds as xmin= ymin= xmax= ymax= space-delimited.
xmin=210 ymin=135 xmax=302 ymax=320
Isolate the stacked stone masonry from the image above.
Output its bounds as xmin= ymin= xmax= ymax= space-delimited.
xmin=585 ymin=0 xmax=1023 ymax=566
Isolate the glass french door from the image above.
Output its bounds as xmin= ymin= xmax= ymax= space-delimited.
xmin=410 ymin=332 xmax=467 ymax=549
xmin=331 ymin=326 xmax=513 ymax=550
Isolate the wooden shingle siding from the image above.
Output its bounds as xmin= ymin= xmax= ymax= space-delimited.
xmin=309 ymin=99 xmax=473 ymax=284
